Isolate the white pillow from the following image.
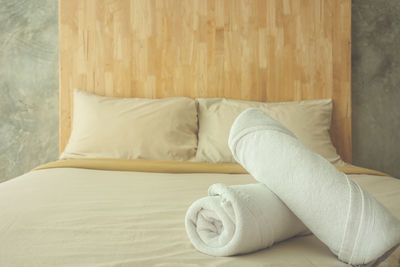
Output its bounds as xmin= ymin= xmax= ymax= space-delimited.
xmin=61 ymin=90 xmax=198 ymax=161
xmin=195 ymin=98 xmax=343 ymax=164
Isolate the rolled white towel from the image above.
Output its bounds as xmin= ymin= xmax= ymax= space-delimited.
xmin=185 ymin=183 xmax=308 ymax=256
xmin=228 ymin=108 xmax=400 ymax=265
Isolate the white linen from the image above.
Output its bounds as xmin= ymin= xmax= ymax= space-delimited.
xmin=185 ymin=183 xmax=308 ymax=256
xmin=1 ymin=167 xmax=400 ymax=266
xmin=228 ymin=108 xmax=400 ymax=265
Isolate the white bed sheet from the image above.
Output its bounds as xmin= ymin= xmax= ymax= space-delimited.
xmin=0 ymin=168 xmax=399 ymax=266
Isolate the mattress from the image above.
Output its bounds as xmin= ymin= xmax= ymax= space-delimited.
xmin=0 ymin=161 xmax=399 ymax=266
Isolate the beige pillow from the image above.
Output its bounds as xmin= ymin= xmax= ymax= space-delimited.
xmin=61 ymin=90 xmax=198 ymax=161
xmin=196 ymin=98 xmax=343 ymax=164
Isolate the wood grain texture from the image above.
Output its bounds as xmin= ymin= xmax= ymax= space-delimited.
xmin=59 ymin=0 xmax=352 ymax=162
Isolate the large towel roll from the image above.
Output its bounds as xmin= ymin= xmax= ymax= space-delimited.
xmin=185 ymin=183 xmax=308 ymax=256
xmin=228 ymin=108 xmax=400 ymax=265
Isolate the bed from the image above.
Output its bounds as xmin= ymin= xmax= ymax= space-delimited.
xmin=1 ymin=160 xmax=400 ymax=266
xmin=1 ymin=0 xmax=399 ymax=266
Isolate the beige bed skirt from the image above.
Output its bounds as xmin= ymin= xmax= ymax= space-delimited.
xmin=34 ymin=158 xmax=389 ymax=177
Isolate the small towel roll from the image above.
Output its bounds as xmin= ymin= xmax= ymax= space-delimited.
xmin=228 ymin=108 xmax=400 ymax=265
xmin=185 ymin=183 xmax=308 ymax=256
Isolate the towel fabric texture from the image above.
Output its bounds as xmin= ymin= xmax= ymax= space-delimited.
xmin=227 ymin=108 xmax=400 ymax=265
xmin=185 ymin=183 xmax=308 ymax=256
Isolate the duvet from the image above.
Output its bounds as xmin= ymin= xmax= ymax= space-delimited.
xmin=0 ymin=159 xmax=399 ymax=266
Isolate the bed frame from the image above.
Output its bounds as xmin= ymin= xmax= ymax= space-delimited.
xmin=59 ymin=0 xmax=352 ymax=162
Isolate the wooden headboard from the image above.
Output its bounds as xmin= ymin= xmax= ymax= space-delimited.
xmin=59 ymin=0 xmax=351 ymax=162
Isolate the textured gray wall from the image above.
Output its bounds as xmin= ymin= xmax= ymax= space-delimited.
xmin=352 ymin=0 xmax=400 ymax=178
xmin=0 ymin=0 xmax=59 ymax=182
xmin=0 ymin=0 xmax=399 ymax=182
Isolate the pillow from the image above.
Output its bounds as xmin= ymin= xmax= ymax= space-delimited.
xmin=61 ymin=90 xmax=198 ymax=161
xmin=195 ymin=98 xmax=343 ymax=164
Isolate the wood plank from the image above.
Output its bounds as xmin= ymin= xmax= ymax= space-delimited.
xmin=59 ymin=0 xmax=352 ymax=162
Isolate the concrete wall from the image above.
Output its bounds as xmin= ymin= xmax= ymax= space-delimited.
xmin=0 ymin=0 xmax=58 ymax=182
xmin=352 ymin=0 xmax=400 ymax=178
xmin=0 ymin=0 xmax=399 ymax=182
